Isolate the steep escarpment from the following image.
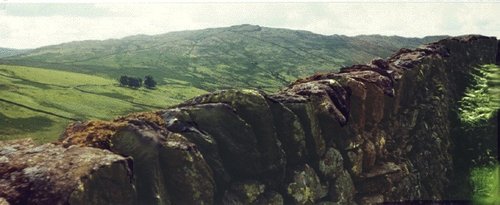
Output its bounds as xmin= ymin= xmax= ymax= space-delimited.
xmin=1 ymin=35 xmax=498 ymax=205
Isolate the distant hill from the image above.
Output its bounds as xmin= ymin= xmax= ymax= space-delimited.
xmin=0 ymin=24 xmax=446 ymax=92
xmin=0 ymin=47 xmax=31 ymax=58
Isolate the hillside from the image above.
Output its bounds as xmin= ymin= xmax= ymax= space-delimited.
xmin=0 ymin=47 xmax=31 ymax=58
xmin=1 ymin=24 xmax=446 ymax=92
xmin=0 ymin=64 xmax=206 ymax=143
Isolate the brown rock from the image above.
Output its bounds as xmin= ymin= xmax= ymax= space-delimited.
xmin=62 ymin=112 xmax=215 ymax=205
xmin=163 ymin=107 xmax=231 ymax=194
xmin=362 ymin=162 xmax=402 ymax=179
xmin=359 ymin=194 xmax=384 ymax=205
xmin=222 ymin=180 xmax=266 ymax=205
xmin=179 ymin=89 xmax=286 ymax=177
xmin=0 ymin=198 xmax=9 ymax=205
xmin=173 ymin=103 xmax=262 ymax=177
xmin=361 ymin=140 xmax=376 ymax=171
xmin=346 ymin=148 xmax=363 ymax=176
xmin=318 ymin=148 xmax=344 ymax=180
xmin=266 ymin=98 xmax=308 ymax=165
xmin=254 ymin=191 xmax=284 ymax=205
xmin=0 ymin=139 xmax=136 ymax=205
xmin=285 ymin=164 xmax=328 ymax=204
xmin=279 ymin=100 xmax=326 ymax=162
xmin=328 ymin=170 xmax=355 ymax=204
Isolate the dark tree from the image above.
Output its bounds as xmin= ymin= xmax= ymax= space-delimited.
xmin=128 ymin=77 xmax=142 ymax=88
xmin=119 ymin=75 xmax=129 ymax=87
xmin=144 ymin=75 xmax=157 ymax=89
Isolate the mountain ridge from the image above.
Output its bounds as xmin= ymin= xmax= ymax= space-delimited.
xmin=0 ymin=24 xmax=448 ymax=92
xmin=1 ymin=24 xmax=447 ymax=50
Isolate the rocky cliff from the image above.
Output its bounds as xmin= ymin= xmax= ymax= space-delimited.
xmin=1 ymin=35 xmax=498 ymax=205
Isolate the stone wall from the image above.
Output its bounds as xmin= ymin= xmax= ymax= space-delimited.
xmin=1 ymin=35 xmax=498 ymax=205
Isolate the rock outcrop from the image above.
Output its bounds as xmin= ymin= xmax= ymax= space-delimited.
xmin=1 ymin=35 xmax=498 ymax=204
xmin=0 ymin=139 xmax=136 ymax=204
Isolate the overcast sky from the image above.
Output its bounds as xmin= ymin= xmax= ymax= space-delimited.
xmin=1 ymin=2 xmax=499 ymax=49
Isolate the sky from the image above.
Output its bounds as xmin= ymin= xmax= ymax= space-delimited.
xmin=1 ymin=1 xmax=500 ymax=49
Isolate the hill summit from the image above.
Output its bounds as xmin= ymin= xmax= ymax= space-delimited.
xmin=1 ymin=24 xmax=446 ymax=92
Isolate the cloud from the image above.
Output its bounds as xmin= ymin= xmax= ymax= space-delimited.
xmin=0 ymin=3 xmax=499 ymax=49
xmin=2 ymin=3 xmax=111 ymax=17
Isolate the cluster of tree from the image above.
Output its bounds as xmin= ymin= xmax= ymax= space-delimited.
xmin=119 ymin=75 xmax=157 ymax=89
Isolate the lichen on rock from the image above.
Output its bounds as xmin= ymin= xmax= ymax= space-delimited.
xmin=0 ymin=139 xmax=136 ymax=205
xmin=285 ymin=164 xmax=328 ymax=204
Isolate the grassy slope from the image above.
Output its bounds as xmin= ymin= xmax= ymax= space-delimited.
xmin=0 ymin=64 xmax=206 ymax=143
xmin=0 ymin=25 xmax=446 ymax=92
xmin=457 ymin=64 xmax=500 ymax=203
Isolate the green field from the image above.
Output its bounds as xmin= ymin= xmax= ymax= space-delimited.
xmin=0 ymin=64 xmax=207 ymax=143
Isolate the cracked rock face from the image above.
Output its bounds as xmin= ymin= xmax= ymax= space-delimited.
xmin=318 ymin=148 xmax=344 ymax=180
xmin=329 ymin=170 xmax=356 ymax=204
xmin=62 ymin=112 xmax=215 ymax=205
xmin=0 ymin=139 xmax=136 ymax=205
xmin=180 ymin=89 xmax=287 ymax=176
xmin=285 ymin=164 xmax=328 ymax=204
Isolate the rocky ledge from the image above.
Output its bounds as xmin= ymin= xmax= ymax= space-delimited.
xmin=1 ymin=35 xmax=498 ymax=205
xmin=0 ymin=139 xmax=135 ymax=204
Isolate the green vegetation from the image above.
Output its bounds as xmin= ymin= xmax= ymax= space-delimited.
xmin=470 ymin=165 xmax=500 ymax=204
xmin=119 ymin=75 xmax=143 ymax=88
xmin=457 ymin=64 xmax=500 ymax=203
xmin=0 ymin=100 xmax=70 ymax=144
xmin=459 ymin=64 xmax=500 ymax=127
xmin=0 ymin=25 xmax=445 ymax=93
xmin=119 ymin=75 xmax=157 ymax=89
xmin=144 ymin=75 xmax=157 ymax=89
xmin=0 ymin=64 xmax=207 ymax=143
xmin=459 ymin=64 xmax=500 ymax=165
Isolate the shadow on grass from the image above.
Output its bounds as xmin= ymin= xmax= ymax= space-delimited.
xmin=0 ymin=113 xmax=55 ymax=134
